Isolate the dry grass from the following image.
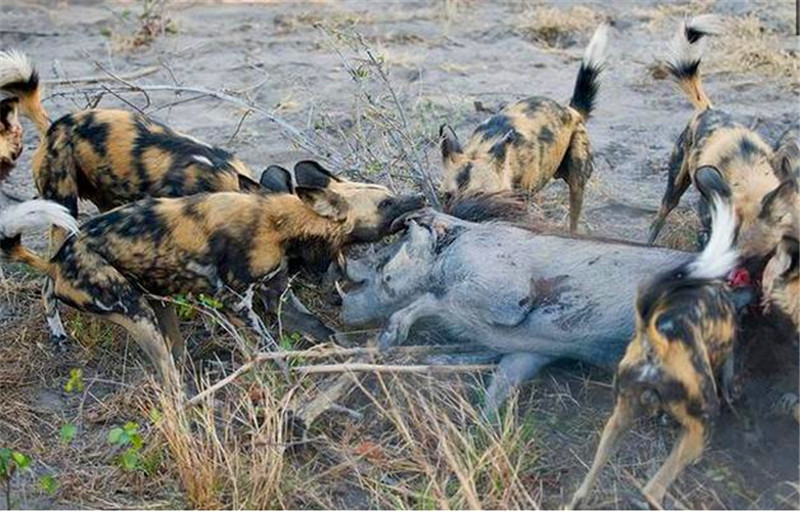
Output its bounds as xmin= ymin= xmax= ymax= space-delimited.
xmin=515 ymin=4 xmax=604 ymax=50
xmin=711 ymin=14 xmax=800 ymax=89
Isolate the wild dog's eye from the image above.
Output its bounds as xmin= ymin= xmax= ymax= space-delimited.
xmin=378 ymin=198 xmax=394 ymax=211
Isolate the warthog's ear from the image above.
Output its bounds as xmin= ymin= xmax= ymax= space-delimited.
xmin=383 ymin=221 xmax=435 ymax=273
xmin=296 ymin=186 xmax=349 ymax=221
xmin=440 ymin=124 xmax=462 ymax=162
xmin=259 ymin=165 xmax=294 ymax=194
xmin=295 ymin=160 xmax=341 ymax=189
xmin=694 ymin=165 xmax=731 ymax=201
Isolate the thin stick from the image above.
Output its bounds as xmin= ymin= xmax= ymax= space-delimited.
xmin=293 ymin=363 xmax=495 ymax=374
xmin=42 ymin=65 xmax=160 ymax=86
xmin=184 ymin=346 xmax=493 ymax=408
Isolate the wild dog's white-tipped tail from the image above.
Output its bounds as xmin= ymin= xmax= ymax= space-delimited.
xmin=666 ymin=14 xmax=723 ymax=111
xmin=0 ymin=200 xmax=79 ymax=240
xmin=583 ymin=23 xmax=609 ymax=71
xmin=0 ymin=50 xmax=35 ymax=92
xmin=569 ymin=23 xmax=610 ymax=118
xmin=689 ymin=193 xmax=738 ymax=280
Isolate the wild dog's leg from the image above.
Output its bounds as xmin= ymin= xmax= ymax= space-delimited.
xmin=42 ymin=225 xmax=72 ymax=350
xmin=642 ymin=411 xmax=705 ymax=506
xmin=378 ymin=292 xmax=442 ymax=350
xmin=483 ymin=352 xmax=553 ymax=420
xmin=570 ymin=397 xmax=635 ymax=509
xmin=648 ymin=128 xmax=691 ymax=244
xmin=562 ymin=127 xmax=593 ymax=234
xmin=720 ymin=353 xmax=736 ymax=406
xmin=697 ymin=196 xmax=712 ymax=248
xmin=220 ymin=284 xmax=280 ymax=352
xmin=105 ymin=310 xmax=181 ymax=392
xmin=42 ymin=276 xmax=69 ymax=351
xmin=260 ymin=283 xmax=336 ymax=344
xmin=150 ymin=299 xmax=186 ymax=365
xmin=52 ymin=249 xmax=180 ymax=391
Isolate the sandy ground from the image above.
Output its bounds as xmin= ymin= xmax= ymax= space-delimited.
xmin=0 ymin=0 xmax=798 ymax=509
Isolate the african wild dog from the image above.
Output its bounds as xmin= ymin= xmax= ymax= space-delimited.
xmin=439 ymin=23 xmax=608 ymax=232
xmin=0 ymin=51 xmax=425 ymax=347
xmin=0 ymin=97 xmax=22 ymax=182
xmin=571 ymin=167 xmax=739 ymax=508
xmin=0 ymin=51 xmax=268 ymax=214
xmin=0 ymin=165 xmax=424 ymax=389
xmin=647 ymin=15 xmax=781 ymax=246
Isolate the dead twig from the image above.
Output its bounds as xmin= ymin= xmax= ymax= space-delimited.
xmin=294 ymin=363 xmax=495 ymax=374
xmin=42 ymin=65 xmax=160 ymax=86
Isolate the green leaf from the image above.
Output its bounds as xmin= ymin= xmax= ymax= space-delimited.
xmin=11 ymin=451 xmax=31 ymax=471
xmin=39 ymin=474 xmax=58 ymax=495
xmin=60 ymin=423 xmax=77 ymax=445
xmin=65 ymin=368 xmax=84 ymax=393
xmin=148 ymin=408 xmax=163 ymax=424
xmin=129 ymin=434 xmax=143 ymax=451
xmin=121 ymin=449 xmax=140 ymax=471
xmin=123 ymin=422 xmax=138 ymax=435
xmin=107 ymin=428 xmax=124 ymax=445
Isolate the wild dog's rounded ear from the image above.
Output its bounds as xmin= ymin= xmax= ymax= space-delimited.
xmin=654 ymin=314 xmax=677 ymax=339
xmin=694 ymin=165 xmax=730 ymax=201
xmin=774 ymin=156 xmax=796 ymax=181
xmin=259 ymin=165 xmax=294 ymax=194
xmin=439 ymin=124 xmax=462 ymax=161
xmin=296 ymin=186 xmax=349 ymax=221
xmin=294 ymin=160 xmax=341 ymax=189
xmin=760 ymin=178 xmax=799 ymax=217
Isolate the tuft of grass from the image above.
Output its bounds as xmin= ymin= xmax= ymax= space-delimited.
xmin=515 ymin=4 xmax=603 ymax=50
xmin=711 ymin=13 xmax=799 ymax=89
xmin=149 ymin=372 xmax=291 ymax=509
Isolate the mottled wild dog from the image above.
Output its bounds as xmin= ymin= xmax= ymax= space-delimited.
xmin=0 ymin=51 xmax=425 ymax=346
xmin=0 ymin=168 xmax=421 ymax=388
xmin=571 ymin=167 xmax=739 ymax=509
xmin=0 ymin=50 xmax=267 ymax=214
xmin=0 ymin=97 xmax=22 ymax=182
xmin=439 ymin=23 xmax=609 ymax=232
xmin=647 ymin=15 xmax=780 ymax=245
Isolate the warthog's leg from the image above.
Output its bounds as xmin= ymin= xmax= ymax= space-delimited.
xmin=483 ymin=352 xmax=553 ymax=420
xmin=570 ymin=397 xmax=634 ymax=509
xmin=378 ymin=293 xmax=442 ymax=350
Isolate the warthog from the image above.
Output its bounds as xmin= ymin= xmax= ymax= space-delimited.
xmin=340 ymin=209 xmax=751 ymax=414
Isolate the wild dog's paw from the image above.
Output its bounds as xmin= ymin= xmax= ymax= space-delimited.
xmin=49 ymin=333 xmax=70 ymax=353
xmin=772 ymin=393 xmax=800 ymax=421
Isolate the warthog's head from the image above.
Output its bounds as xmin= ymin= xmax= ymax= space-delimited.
xmin=340 ymin=221 xmax=437 ymax=327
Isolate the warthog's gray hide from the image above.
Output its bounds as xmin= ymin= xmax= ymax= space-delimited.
xmin=341 ymin=210 xmax=692 ymax=414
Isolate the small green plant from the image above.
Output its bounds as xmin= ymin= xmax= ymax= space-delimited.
xmin=174 ymin=294 xmax=194 ymax=320
xmin=0 ymin=448 xmax=31 ymax=509
xmin=60 ymin=423 xmax=77 ymax=446
xmin=107 ymin=422 xmax=143 ymax=471
xmin=39 ymin=474 xmax=58 ymax=496
xmin=64 ymin=369 xmax=84 ymax=393
xmin=175 ymin=293 xmax=224 ymax=320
